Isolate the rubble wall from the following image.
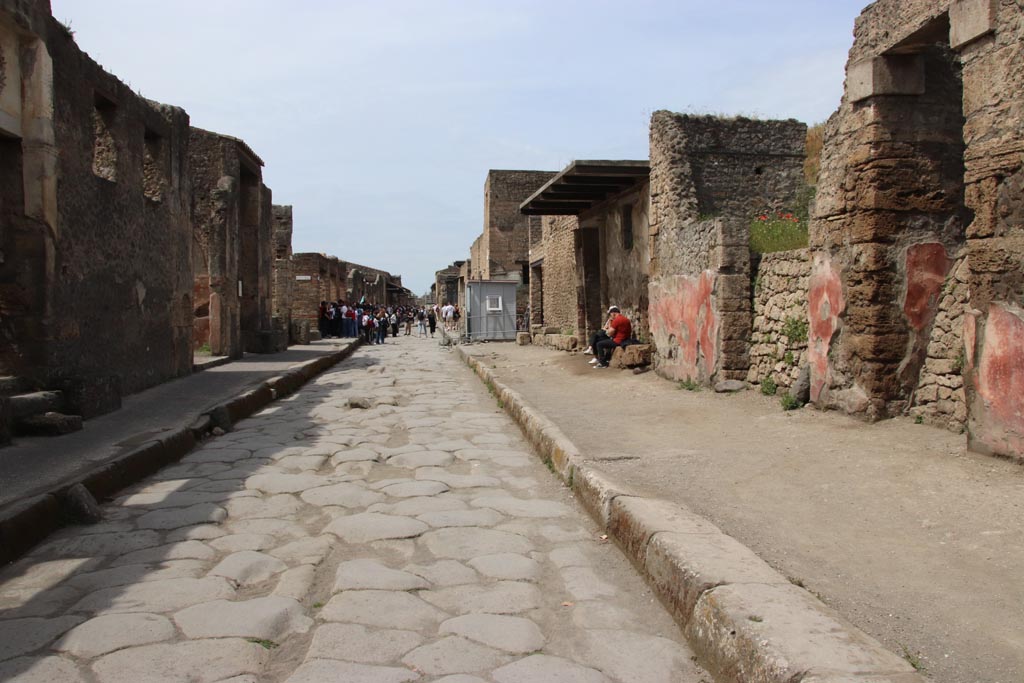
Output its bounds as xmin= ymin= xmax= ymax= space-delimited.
xmin=595 ymin=183 xmax=651 ymax=341
xmin=748 ymin=249 xmax=811 ymax=390
xmin=538 ymin=214 xmax=580 ymax=336
xmin=271 ymin=204 xmax=293 ymax=337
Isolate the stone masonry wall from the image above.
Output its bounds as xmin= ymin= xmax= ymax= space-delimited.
xmin=748 ymin=249 xmax=811 ymax=390
xmin=595 ymin=183 xmax=651 ymax=341
xmin=539 ymin=214 xmax=580 ymax=336
xmin=271 ymin=204 xmax=293 ymax=336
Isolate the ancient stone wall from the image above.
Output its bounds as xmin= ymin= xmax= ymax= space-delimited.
xmin=648 ymin=111 xmax=806 ymax=384
xmin=346 ymin=261 xmax=392 ymax=306
xmin=291 ymin=253 xmax=344 ymax=321
xmin=538 ymin=214 xmax=580 ymax=336
xmin=810 ymin=0 xmax=1024 ymax=461
xmin=0 ymin=6 xmax=193 ymax=417
xmin=271 ymin=205 xmax=293 ymax=337
xmin=747 ymin=249 xmax=811 ymax=390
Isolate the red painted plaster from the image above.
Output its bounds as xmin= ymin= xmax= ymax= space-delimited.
xmin=972 ymin=304 xmax=1024 ymax=456
xmin=903 ymin=243 xmax=951 ymax=332
xmin=649 ymin=272 xmax=718 ymax=381
xmin=808 ymin=254 xmax=844 ymax=404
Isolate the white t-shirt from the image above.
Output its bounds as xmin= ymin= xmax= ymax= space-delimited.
xmin=442 ymin=304 xmax=455 ymax=319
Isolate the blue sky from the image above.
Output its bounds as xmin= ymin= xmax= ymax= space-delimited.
xmin=53 ymin=0 xmax=867 ymax=295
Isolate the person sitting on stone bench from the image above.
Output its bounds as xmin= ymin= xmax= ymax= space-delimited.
xmin=590 ymin=306 xmax=632 ymax=369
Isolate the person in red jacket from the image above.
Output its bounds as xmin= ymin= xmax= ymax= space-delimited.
xmin=594 ymin=306 xmax=631 ymax=368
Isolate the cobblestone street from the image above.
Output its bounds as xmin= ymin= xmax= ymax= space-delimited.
xmin=0 ymin=337 xmax=709 ymax=683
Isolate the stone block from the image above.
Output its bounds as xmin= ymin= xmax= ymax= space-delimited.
xmin=848 ymin=54 xmax=925 ymax=103
xmin=607 ymin=496 xmax=722 ymax=567
xmin=10 ymin=390 xmax=63 ymax=419
xmin=610 ymin=344 xmax=652 ymax=369
xmin=516 ymin=332 xmax=531 ymax=345
xmin=55 ymin=375 xmax=121 ymax=420
xmin=16 ymin=412 xmax=82 ymax=436
xmin=290 ymin=319 xmax=310 ymax=345
xmin=950 ymin=0 xmax=997 ymax=49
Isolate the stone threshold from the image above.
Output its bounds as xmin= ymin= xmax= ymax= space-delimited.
xmin=456 ymin=345 xmax=924 ymax=683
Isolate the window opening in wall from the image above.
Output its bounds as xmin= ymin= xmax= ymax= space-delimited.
xmin=621 ymin=203 xmax=634 ymax=250
xmin=486 ymin=295 xmax=502 ymax=311
xmin=92 ymin=94 xmax=117 ymax=182
xmin=142 ymin=128 xmax=165 ymax=202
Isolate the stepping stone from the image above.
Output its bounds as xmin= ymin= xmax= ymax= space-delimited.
xmin=173 ymin=596 xmax=311 ymax=640
xmin=245 ymin=473 xmax=325 ymax=494
xmin=387 ymin=451 xmax=454 ymax=468
xmin=467 ymin=553 xmax=540 ymax=581
xmin=324 ymin=513 xmax=428 ymax=544
xmin=209 ymin=551 xmax=287 ymax=586
xmin=320 ymin=590 xmax=446 ymax=630
xmin=136 ymin=503 xmax=227 ymax=530
xmin=91 ymin=638 xmax=269 ymax=683
xmin=492 ymin=654 xmax=611 ymax=683
xmin=414 ymin=469 xmax=501 ymax=489
xmin=306 ymin=623 xmax=422 ymax=664
xmin=333 ymin=559 xmax=429 ymax=592
xmin=0 ymin=616 xmax=84 ymax=661
xmin=417 ymin=509 xmax=504 ymax=528
xmin=285 ymin=660 xmax=418 ymax=683
xmin=113 ymin=541 xmax=216 ymax=566
xmin=402 ymin=636 xmax=511 ymax=675
xmin=470 ymin=495 xmax=572 ymax=518
xmin=404 ymin=560 xmax=479 ymax=587
xmin=53 ymin=613 xmax=174 ymax=658
xmin=420 ymin=582 xmax=541 ymax=615
xmin=71 ymin=577 xmax=234 ymax=615
xmin=301 ymin=483 xmax=384 ymax=508
xmin=0 ymin=656 xmax=85 ymax=683
xmin=439 ymin=614 xmax=545 ymax=653
xmin=420 ymin=527 xmax=532 ymax=560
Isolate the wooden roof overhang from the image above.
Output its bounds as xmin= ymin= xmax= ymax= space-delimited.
xmin=519 ymin=160 xmax=650 ymax=216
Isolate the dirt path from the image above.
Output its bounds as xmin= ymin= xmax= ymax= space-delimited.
xmin=469 ymin=343 xmax=1024 ymax=683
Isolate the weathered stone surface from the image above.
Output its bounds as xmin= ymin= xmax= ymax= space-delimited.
xmin=39 ymin=531 xmax=161 ymax=558
xmin=329 ymin=448 xmax=380 ymax=465
xmin=173 ymin=596 xmax=312 ymax=640
xmin=419 ymin=527 xmax=532 ymax=560
xmin=380 ymin=480 xmax=450 ymax=498
xmin=388 ymin=451 xmax=455 ymax=468
xmin=0 ymin=616 xmax=83 ymax=661
xmin=439 ymin=614 xmax=544 ymax=654
xmin=470 ymin=495 xmax=571 ymax=518
xmin=71 ymin=577 xmax=234 ymax=614
xmin=324 ymin=513 xmax=428 ymax=543
xmin=224 ymin=494 xmax=304 ymax=519
xmin=66 ymin=561 xmax=207 ymax=592
xmin=209 ymin=551 xmax=288 ymax=586
xmin=417 ymin=508 xmax=504 ymax=528
xmin=245 ymin=473 xmax=326 ymax=494
xmin=301 ymin=482 xmax=384 ymax=508
xmin=269 ymin=537 xmax=333 ymax=565
xmin=332 ymin=559 xmax=429 ymax=592
xmin=404 ymin=560 xmax=479 ymax=587
xmin=561 ymin=566 xmax=618 ymax=600
xmin=306 ymin=623 xmax=422 ymax=664
xmin=414 ymin=468 xmax=501 ymax=489
xmin=492 ymin=654 xmax=611 ymax=683
xmin=284 ymin=660 xmax=419 ymax=683
xmin=113 ymin=541 xmax=216 ymax=566
xmin=273 ymin=564 xmax=316 ymax=601
xmin=136 ymin=503 xmax=228 ymax=530
xmin=0 ymin=656 xmax=86 ymax=682
xmin=64 ymin=484 xmax=103 ymax=524
xmin=579 ymin=629 xmax=698 ymax=683
xmin=714 ymin=379 xmax=747 ymax=393
xmin=53 ymin=613 xmax=174 ymax=658
xmin=402 ymin=636 xmax=511 ymax=675
xmin=209 ymin=533 xmax=277 ymax=553
xmin=466 ymin=553 xmax=540 ymax=581
xmin=320 ymin=590 xmax=447 ymax=629
xmin=374 ymin=496 xmax=468 ymax=516
xmin=91 ymin=639 xmax=269 ymax=683
xmin=420 ymin=582 xmax=541 ymax=615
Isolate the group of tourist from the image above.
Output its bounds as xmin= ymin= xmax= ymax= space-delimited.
xmin=318 ymin=300 xmax=444 ymax=344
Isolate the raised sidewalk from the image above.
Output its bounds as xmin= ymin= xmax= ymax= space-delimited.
xmin=0 ymin=339 xmax=359 ymax=564
xmin=458 ymin=343 xmax=1023 ymax=683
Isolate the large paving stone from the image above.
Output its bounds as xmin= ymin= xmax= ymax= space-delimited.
xmin=53 ymin=613 xmax=174 ymax=658
xmin=36 ymin=531 xmax=161 ymax=558
xmin=549 ymin=545 xmax=593 ymax=568
xmin=306 ymin=623 xmax=422 ymax=664
xmin=284 ymin=660 xmax=419 ymax=683
xmin=379 ymin=480 xmax=450 ymax=498
xmin=561 ymin=566 xmax=618 ymax=600
xmin=419 ymin=582 xmax=541 ymax=615
xmin=373 ymin=496 xmax=468 ymax=516
xmin=419 ymin=527 xmax=532 ymax=560
xmin=417 ymin=508 xmax=504 ymax=528
xmin=209 ymin=533 xmax=277 ymax=553
xmin=324 ymin=513 xmax=428 ymax=543
xmin=439 ymin=614 xmax=544 ymax=653
xmin=113 ymin=541 xmax=216 ymax=566
xmin=387 ymin=451 xmax=455 ymax=468
xmin=269 ymin=536 xmax=333 ymax=565
xmin=329 ymin=448 xmax=380 ymax=465
xmin=320 ymin=590 xmax=447 ymax=630
xmin=0 ymin=616 xmax=83 ymax=661
xmin=467 ymin=553 xmax=540 ymax=581
xmin=0 ymin=656 xmax=86 ymax=682
xmin=402 ymin=636 xmax=511 ymax=675
xmin=404 ymin=560 xmax=479 ymax=587
xmin=470 ymin=495 xmax=572 ymax=518
xmin=70 ymin=577 xmax=234 ymax=614
xmin=274 ymin=455 xmax=328 ymax=471
xmin=225 ymin=494 xmax=304 ymax=520
xmin=136 ymin=503 xmax=228 ymax=530
xmin=579 ymin=629 xmax=699 ymax=683
xmin=492 ymin=654 xmax=612 ymax=683
xmin=301 ymin=482 xmax=384 ymax=508
xmin=414 ymin=469 xmax=501 ymax=489
xmin=0 ymin=586 xmax=79 ymax=619
xmin=333 ymin=559 xmax=429 ymax=591
xmin=66 ymin=561 xmax=208 ymax=591
xmin=245 ymin=473 xmax=327 ymax=494
xmin=209 ymin=551 xmax=288 ymax=586
xmin=273 ymin=564 xmax=316 ymax=601
xmin=91 ymin=638 xmax=269 ymax=683
xmin=173 ymin=596 xmax=312 ymax=640
xmin=118 ymin=489 xmax=241 ymax=508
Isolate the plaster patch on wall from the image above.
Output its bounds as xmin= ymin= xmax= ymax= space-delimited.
xmin=808 ymin=253 xmax=844 ymax=404
xmin=969 ymin=303 xmax=1024 ymax=458
xmin=649 ymin=272 xmax=718 ymax=382
xmin=903 ymin=243 xmax=951 ymax=332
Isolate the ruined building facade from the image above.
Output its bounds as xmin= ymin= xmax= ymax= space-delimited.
xmin=1 ymin=0 xmax=192 ymax=417
xmin=808 ymin=0 xmax=1024 ymax=460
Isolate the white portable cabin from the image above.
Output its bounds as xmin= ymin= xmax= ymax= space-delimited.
xmin=465 ymin=280 xmax=517 ymax=341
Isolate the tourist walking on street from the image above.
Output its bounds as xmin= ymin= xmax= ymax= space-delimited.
xmin=417 ymin=309 xmax=427 ymax=337
xmin=427 ymin=308 xmax=437 ymax=337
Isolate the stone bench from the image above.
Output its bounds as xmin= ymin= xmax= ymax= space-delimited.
xmin=610 ymin=344 xmax=652 ymax=369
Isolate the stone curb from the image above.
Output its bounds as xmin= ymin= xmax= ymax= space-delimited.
xmin=0 ymin=340 xmax=361 ymax=565
xmin=456 ymin=346 xmax=924 ymax=683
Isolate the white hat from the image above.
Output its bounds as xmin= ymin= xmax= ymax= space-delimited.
xmin=608 ymin=306 xmax=620 ymax=313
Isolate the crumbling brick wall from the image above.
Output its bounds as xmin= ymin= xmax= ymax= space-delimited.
xmin=809 ymin=0 xmax=1024 ymax=460
xmin=0 ymin=4 xmax=192 ymax=416
xmin=747 ymin=250 xmax=811 ymax=390
xmin=648 ymin=111 xmax=806 ymax=384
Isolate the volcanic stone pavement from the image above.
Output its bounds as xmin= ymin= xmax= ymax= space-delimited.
xmin=0 ymin=338 xmax=710 ymax=683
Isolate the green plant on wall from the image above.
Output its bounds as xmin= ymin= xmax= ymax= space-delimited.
xmin=782 ymin=316 xmax=808 ymax=343
xmin=761 ymin=377 xmax=777 ymax=396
